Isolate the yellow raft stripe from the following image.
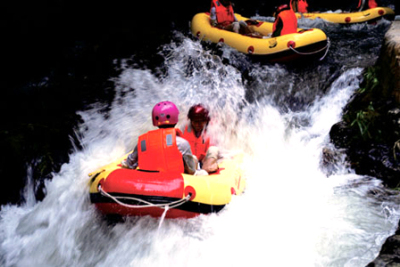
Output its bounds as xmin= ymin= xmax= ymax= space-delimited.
xmin=183 ymin=155 xmax=245 ymax=205
xmin=296 ymin=7 xmax=395 ymax=24
xmin=191 ymin=13 xmax=327 ymax=56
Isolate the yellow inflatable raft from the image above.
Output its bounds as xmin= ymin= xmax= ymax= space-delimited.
xmin=296 ymin=7 xmax=395 ymax=24
xmin=89 ymin=152 xmax=245 ymax=219
xmin=191 ymin=12 xmax=330 ymax=63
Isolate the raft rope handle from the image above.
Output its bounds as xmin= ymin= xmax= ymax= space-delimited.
xmin=98 ymin=185 xmax=192 ymax=209
xmin=288 ymin=37 xmax=331 ymax=61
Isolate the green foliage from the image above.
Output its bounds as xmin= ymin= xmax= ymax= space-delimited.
xmin=349 ymin=102 xmax=378 ymax=140
xmin=345 ymin=67 xmax=382 ymax=141
xmin=356 ymin=66 xmax=380 ymax=95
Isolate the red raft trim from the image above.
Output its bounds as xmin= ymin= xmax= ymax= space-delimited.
xmin=91 ymin=168 xmax=226 ymax=218
xmin=100 ymin=169 xmax=184 ymax=199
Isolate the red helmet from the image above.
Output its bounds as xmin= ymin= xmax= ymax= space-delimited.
xmin=187 ymin=104 xmax=210 ymax=122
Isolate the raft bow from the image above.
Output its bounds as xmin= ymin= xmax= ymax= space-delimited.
xmin=89 ymin=152 xmax=245 ymax=219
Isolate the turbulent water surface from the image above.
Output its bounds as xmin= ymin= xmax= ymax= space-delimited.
xmin=1 ymin=15 xmax=400 ymax=267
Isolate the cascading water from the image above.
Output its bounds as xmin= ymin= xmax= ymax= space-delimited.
xmin=1 ymin=17 xmax=400 ymax=267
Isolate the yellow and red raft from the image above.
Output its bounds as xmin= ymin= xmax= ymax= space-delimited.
xmin=295 ymin=7 xmax=395 ymax=24
xmin=89 ymin=152 xmax=245 ymax=219
xmin=191 ymin=12 xmax=330 ymax=63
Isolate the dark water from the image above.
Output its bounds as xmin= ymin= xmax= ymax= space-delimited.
xmin=0 ymin=0 xmax=397 ymax=206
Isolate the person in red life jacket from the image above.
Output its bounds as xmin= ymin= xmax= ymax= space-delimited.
xmin=357 ymin=0 xmax=378 ymax=10
xmin=272 ymin=4 xmax=298 ymax=37
xmin=210 ymin=0 xmax=257 ymax=35
xmin=180 ymin=104 xmax=220 ymax=174
xmin=122 ymin=101 xmax=199 ymax=175
xmin=290 ymin=0 xmax=308 ymax=13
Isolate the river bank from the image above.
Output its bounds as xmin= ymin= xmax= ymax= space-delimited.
xmin=328 ymin=20 xmax=400 ymax=266
xmin=367 ymin=20 xmax=400 ymax=266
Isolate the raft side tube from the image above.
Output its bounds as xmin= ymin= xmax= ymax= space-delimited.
xmin=191 ymin=12 xmax=328 ymax=59
xmin=296 ymin=7 xmax=395 ymax=24
xmin=99 ymin=169 xmax=184 ymax=198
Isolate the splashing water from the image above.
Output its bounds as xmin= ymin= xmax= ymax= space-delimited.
xmin=1 ymin=30 xmax=400 ymax=267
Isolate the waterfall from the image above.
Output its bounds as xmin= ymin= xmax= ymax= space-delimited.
xmin=1 ymin=21 xmax=399 ymax=267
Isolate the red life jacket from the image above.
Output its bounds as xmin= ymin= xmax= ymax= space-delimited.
xmin=181 ymin=124 xmax=210 ymax=162
xmin=138 ymin=128 xmax=184 ymax=173
xmin=357 ymin=0 xmax=378 ymax=9
xmin=297 ymin=0 xmax=308 ymax=13
xmin=290 ymin=0 xmax=308 ymax=13
xmin=368 ymin=0 xmax=378 ymax=8
xmin=273 ymin=9 xmax=298 ymax=36
xmin=211 ymin=0 xmax=235 ymax=27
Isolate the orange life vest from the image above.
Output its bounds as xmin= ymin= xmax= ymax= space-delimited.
xmin=181 ymin=124 xmax=210 ymax=162
xmin=297 ymin=0 xmax=308 ymax=13
xmin=273 ymin=9 xmax=298 ymax=36
xmin=290 ymin=0 xmax=308 ymax=13
xmin=211 ymin=0 xmax=235 ymax=27
xmin=138 ymin=128 xmax=184 ymax=173
xmin=368 ymin=0 xmax=378 ymax=8
xmin=357 ymin=0 xmax=378 ymax=9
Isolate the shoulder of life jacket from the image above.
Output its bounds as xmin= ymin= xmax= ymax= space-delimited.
xmin=211 ymin=0 xmax=220 ymax=8
xmin=276 ymin=10 xmax=298 ymax=35
xmin=175 ymin=128 xmax=183 ymax=137
xmin=212 ymin=0 xmax=235 ymax=25
xmin=138 ymin=128 xmax=184 ymax=173
xmin=181 ymin=125 xmax=210 ymax=162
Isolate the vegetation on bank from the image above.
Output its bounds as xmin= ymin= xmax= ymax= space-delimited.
xmin=344 ymin=66 xmax=400 ymax=148
xmin=330 ymin=63 xmax=400 ymax=188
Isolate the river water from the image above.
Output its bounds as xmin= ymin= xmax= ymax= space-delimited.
xmin=1 ymin=13 xmax=400 ymax=267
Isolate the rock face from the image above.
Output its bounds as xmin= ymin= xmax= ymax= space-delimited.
xmin=366 ymin=220 xmax=400 ymax=266
xmin=366 ymin=224 xmax=400 ymax=266
xmin=329 ymin=21 xmax=400 ymax=266
xmin=367 ymin=21 xmax=400 ymax=266
xmin=330 ymin=21 xmax=400 ymax=187
xmin=377 ymin=21 xmax=400 ymax=104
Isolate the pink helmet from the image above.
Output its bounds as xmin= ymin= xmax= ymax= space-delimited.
xmin=152 ymin=101 xmax=179 ymax=127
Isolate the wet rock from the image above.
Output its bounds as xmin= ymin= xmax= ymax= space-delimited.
xmin=330 ymin=22 xmax=400 ymax=189
xmin=321 ymin=146 xmax=348 ymax=176
xmin=376 ymin=21 xmax=400 ymax=103
xmin=329 ymin=121 xmax=356 ymax=148
xmin=366 ymin=223 xmax=400 ymax=267
xmin=349 ymin=143 xmax=400 ymax=187
xmin=329 ymin=21 xmax=400 ymax=266
xmin=365 ymin=20 xmax=400 ymax=267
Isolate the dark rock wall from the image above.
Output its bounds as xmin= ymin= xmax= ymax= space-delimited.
xmin=377 ymin=21 xmax=400 ymax=103
xmin=356 ymin=21 xmax=400 ymax=266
